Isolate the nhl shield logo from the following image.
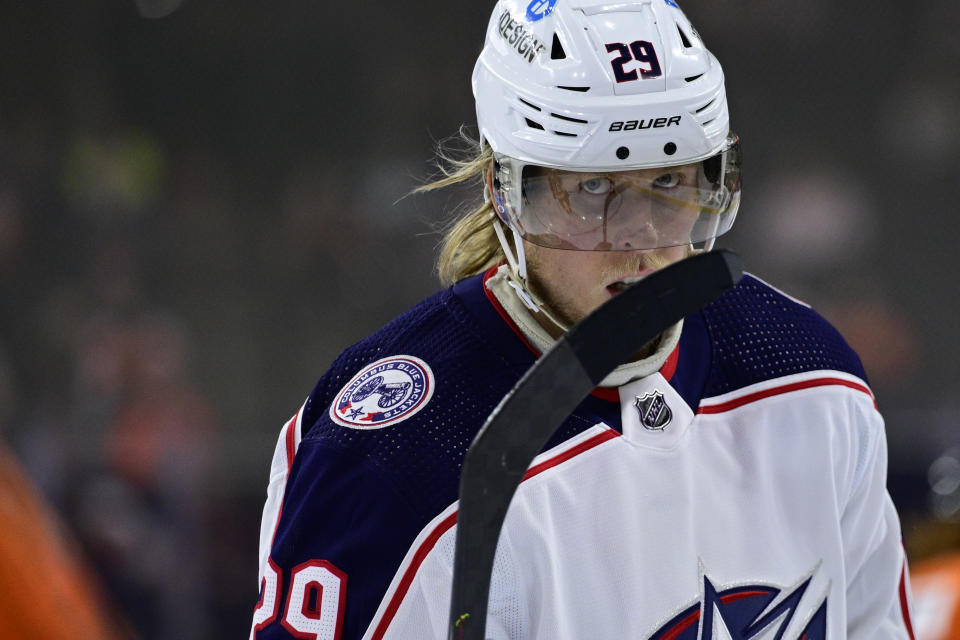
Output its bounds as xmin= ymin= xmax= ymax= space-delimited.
xmin=634 ymin=390 xmax=672 ymax=431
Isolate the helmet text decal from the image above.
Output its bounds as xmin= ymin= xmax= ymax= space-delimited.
xmin=498 ymin=10 xmax=547 ymax=63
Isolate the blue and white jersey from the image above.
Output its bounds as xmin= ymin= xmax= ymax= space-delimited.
xmin=250 ymin=268 xmax=915 ymax=640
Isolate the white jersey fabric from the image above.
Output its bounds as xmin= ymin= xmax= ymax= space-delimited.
xmin=369 ymin=371 xmax=907 ymax=639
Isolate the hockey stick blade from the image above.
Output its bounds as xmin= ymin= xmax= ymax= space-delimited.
xmin=448 ymin=249 xmax=742 ymax=640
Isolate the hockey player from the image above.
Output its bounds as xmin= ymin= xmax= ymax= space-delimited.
xmin=251 ymin=1 xmax=915 ymax=638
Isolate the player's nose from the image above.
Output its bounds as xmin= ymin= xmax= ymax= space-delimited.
xmin=609 ymin=213 xmax=658 ymax=250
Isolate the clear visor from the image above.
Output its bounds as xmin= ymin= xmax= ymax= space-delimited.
xmin=494 ymin=135 xmax=742 ymax=251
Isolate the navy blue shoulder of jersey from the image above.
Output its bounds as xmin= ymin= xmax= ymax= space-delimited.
xmin=670 ymin=273 xmax=868 ymax=407
xmin=262 ymin=270 xmax=621 ymax=639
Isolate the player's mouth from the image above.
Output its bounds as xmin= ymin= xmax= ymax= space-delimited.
xmin=606 ymin=270 xmax=656 ymax=296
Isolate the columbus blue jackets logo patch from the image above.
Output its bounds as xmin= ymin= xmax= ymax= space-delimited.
xmin=647 ymin=573 xmax=827 ymax=639
xmin=635 ymin=390 xmax=672 ymax=431
xmin=330 ymin=356 xmax=435 ymax=429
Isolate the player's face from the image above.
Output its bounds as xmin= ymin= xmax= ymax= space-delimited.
xmin=523 ymin=241 xmax=691 ymax=338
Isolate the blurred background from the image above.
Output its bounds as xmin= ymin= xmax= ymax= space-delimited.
xmin=0 ymin=0 xmax=957 ymax=637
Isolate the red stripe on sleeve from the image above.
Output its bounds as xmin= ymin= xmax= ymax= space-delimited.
xmin=269 ymin=410 xmax=302 ymax=553
xmin=285 ymin=410 xmax=299 ymax=473
xmin=523 ymin=429 xmax=620 ymax=481
xmin=900 ymin=561 xmax=916 ymax=640
xmin=697 ymin=377 xmax=874 ymax=414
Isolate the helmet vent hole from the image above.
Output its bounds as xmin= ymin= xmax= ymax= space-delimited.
xmin=664 ymin=142 xmax=677 ymax=155
xmin=701 ymin=117 xmax=717 ymax=127
xmin=616 ymin=146 xmax=630 ymax=160
xmin=519 ymin=97 xmax=542 ymax=112
xmin=677 ymin=25 xmax=693 ymax=48
xmin=551 ymin=33 xmax=567 ymax=60
xmin=550 ymin=113 xmax=588 ymax=124
xmin=525 ymin=118 xmax=545 ymax=131
xmin=557 ymin=85 xmax=590 ymax=92
xmin=555 ymin=131 xmax=576 ymax=137
xmin=684 ymin=73 xmax=704 ymax=83
xmin=695 ymin=98 xmax=716 ymax=114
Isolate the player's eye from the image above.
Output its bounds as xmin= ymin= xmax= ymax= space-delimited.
xmin=581 ymin=177 xmax=613 ymax=195
xmin=653 ymin=173 xmax=681 ymax=189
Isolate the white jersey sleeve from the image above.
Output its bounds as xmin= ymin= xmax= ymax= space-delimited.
xmin=842 ymin=404 xmax=913 ymax=638
xmin=255 ymin=408 xmax=304 ymax=584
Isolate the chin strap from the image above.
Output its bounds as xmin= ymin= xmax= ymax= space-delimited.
xmin=490 ymin=215 xmax=570 ymax=333
xmin=486 ymin=166 xmax=571 ymax=333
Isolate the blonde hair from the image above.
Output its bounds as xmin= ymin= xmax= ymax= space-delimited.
xmin=415 ymin=131 xmax=504 ymax=286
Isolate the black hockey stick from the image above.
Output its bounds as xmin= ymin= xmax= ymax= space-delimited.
xmin=447 ymin=249 xmax=743 ymax=640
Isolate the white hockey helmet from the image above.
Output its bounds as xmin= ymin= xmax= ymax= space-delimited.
xmin=473 ymin=0 xmax=741 ymax=252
